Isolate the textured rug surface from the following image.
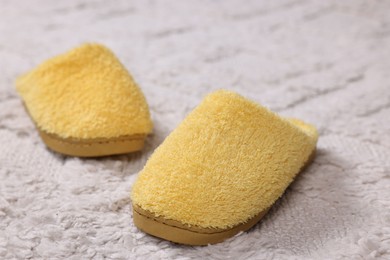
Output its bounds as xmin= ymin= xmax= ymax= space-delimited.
xmin=1 ymin=0 xmax=389 ymax=259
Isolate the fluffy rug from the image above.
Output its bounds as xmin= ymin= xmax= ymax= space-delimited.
xmin=1 ymin=0 xmax=389 ymax=259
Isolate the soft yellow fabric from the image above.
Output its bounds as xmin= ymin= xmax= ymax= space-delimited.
xmin=16 ymin=43 xmax=152 ymax=139
xmin=132 ymin=90 xmax=318 ymax=229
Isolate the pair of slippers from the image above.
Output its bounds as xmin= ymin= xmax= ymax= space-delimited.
xmin=16 ymin=43 xmax=318 ymax=246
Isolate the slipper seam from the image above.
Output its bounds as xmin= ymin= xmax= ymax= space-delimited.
xmin=24 ymin=102 xmax=148 ymax=147
xmin=133 ymin=206 xmax=248 ymax=235
xmin=41 ymin=133 xmax=146 ymax=147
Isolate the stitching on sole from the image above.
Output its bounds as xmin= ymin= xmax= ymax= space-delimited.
xmin=133 ymin=206 xmax=250 ymax=235
xmin=41 ymin=131 xmax=146 ymax=147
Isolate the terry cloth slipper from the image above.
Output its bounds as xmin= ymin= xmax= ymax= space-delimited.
xmin=131 ymin=90 xmax=318 ymax=245
xmin=15 ymin=43 xmax=153 ymax=157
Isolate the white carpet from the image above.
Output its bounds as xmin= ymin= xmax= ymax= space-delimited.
xmin=1 ymin=0 xmax=390 ymax=259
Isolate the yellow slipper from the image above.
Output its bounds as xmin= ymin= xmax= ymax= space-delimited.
xmin=131 ymin=90 xmax=318 ymax=245
xmin=15 ymin=43 xmax=153 ymax=157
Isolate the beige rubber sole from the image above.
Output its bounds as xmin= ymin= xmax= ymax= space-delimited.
xmin=133 ymin=204 xmax=270 ymax=246
xmin=132 ymin=150 xmax=316 ymax=245
xmin=39 ymin=129 xmax=146 ymax=157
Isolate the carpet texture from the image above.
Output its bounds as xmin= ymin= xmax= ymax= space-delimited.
xmin=0 ymin=0 xmax=389 ymax=259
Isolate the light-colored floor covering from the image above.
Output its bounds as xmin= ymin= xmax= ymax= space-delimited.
xmin=1 ymin=0 xmax=389 ymax=259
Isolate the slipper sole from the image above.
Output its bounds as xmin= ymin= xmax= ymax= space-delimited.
xmin=133 ymin=203 xmax=270 ymax=246
xmin=39 ymin=129 xmax=146 ymax=157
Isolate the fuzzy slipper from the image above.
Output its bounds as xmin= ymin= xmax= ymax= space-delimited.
xmin=131 ymin=90 xmax=318 ymax=245
xmin=15 ymin=43 xmax=153 ymax=157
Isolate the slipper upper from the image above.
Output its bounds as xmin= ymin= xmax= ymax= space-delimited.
xmin=16 ymin=43 xmax=152 ymax=139
xmin=131 ymin=90 xmax=318 ymax=229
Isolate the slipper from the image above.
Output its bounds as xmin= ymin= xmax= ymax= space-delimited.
xmin=15 ymin=43 xmax=153 ymax=157
xmin=131 ymin=90 xmax=318 ymax=245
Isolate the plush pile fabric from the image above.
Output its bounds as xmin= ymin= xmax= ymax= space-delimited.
xmin=132 ymin=90 xmax=317 ymax=229
xmin=15 ymin=43 xmax=152 ymax=139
